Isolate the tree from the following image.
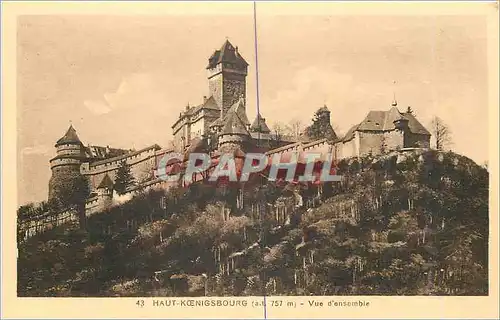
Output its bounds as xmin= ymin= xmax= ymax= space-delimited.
xmin=271 ymin=122 xmax=286 ymax=137
xmin=17 ymin=203 xmax=36 ymax=219
xmin=285 ymin=119 xmax=305 ymax=139
xmin=430 ymin=116 xmax=452 ymax=150
xmin=50 ymin=171 xmax=90 ymax=210
xmin=269 ymin=122 xmax=285 ymax=148
xmin=379 ymin=135 xmax=388 ymax=154
xmin=114 ymin=161 xmax=136 ymax=195
xmin=49 ymin=173 xmax=90 ymax=229
xmin=482 ymin=161 xmax=488 ymax=170
xmin=305 ymin=108 xmax=337 ymax=141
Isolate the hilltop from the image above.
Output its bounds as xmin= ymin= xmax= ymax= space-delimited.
xmin=17 ymin=149 xmax=489 ymax=296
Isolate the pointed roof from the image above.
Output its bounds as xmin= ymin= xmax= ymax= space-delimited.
xmin=222 ymin=110 xmax=250 ymax=136
xmin=386 ymin=107 xmax=405 ymax=127
xmin=55 ymin=125 xmax=82 ymax=146
xmin=184 ymin=96 xmax=220 ymax=116
xmin=227 ymin=97 xmax=250 ymax=126
xmin=209 ymin=117 xmax=224 ymax=128
xmin=207 ymin=40 xmax=249 ymax=69
xmin=358 ymin=106 xmax=406 ymax=131
xmin=342 ymin=124 xmax=359 ymax=142
xmin=202 ymin=96 xmax=220 ymax=111
xmin=403 ymin=112 xmax=431 ymax=135
xmin=317 ymin=105 xmax=330 ymax=114
xmin=350 ymin=105 xmax=431 ymax=136
xmin=97 ymin=174 xmax=114 ymax=189
xmin=250 ymin=114 xmax=271 ymax=133
xmin=185 ymin=136 xmax=209 ymax=155
xmin=211 ymin=95 xmax=251 ymax=129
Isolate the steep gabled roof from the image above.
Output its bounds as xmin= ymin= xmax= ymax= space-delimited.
xmin=202 ymin=96 xmax=220 ymax=111
xmin=211 ymin=96 xmax=251 ymax=130
xmin=403 ymin=112 xmax=431 ymax=135
xmin=354 ymin=106 xmax=431 ymax=135
xmin=185 ymin=136 xmax=209 ymax=154
xmin=185 ymin=96 xmax=221 ymax=116
xmin=227 ymin=97 xmax=250 ymax=126
xmin=384 ymin=107 xmax=404 ymax=129
xmin=357 ymin=111 xmax=392 ymax=131
xmin=342 ymin=124 xmax=359 ymax=142
xmin=206 ymin=40 xmax=249 ymax=69
xmin=97 ymin=174 xmax=114 ymax=189
xmin=56 ymin=125 xmax=82 ymax=146
xmin=222 ymin=110 xmax=250 ymax=136
xmin=209 ymin=117 xmax=224 ymax=128
xmin=250 ymin=114 xmax=271 ymax=134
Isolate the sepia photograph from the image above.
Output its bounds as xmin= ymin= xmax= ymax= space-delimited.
xmin=2 ymin=1 xmax=499 ymax=319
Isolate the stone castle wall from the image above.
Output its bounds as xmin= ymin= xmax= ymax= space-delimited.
xmin=85 ymin=177 xmax=178 ymax=216
xmin=81 ymin=146 xmax=173 ymax=193
xmin=33 ymin=133 xmax=427 ymax=240
xmin=355 ymin=130 xmax=405 ymax=156
xmin=337 ymin=135 xmax=358 ymax=159
xmin=336 ymin=129 xmax=430 ymax=159
xmin=48 ymin=164 xmax=82 ymax=201
xmin=405 ymin=132 xmax=431 ymax=148
xmin=18 ymin=208 xmax=79 ymax=243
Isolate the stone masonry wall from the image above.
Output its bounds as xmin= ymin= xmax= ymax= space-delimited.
xmin=383 ymin=130 xmax=405 ymax=152
xmin=82 ymin=147 xmax=163 ymax=193
xmin=208 ymin=73 xmax=223 ymax=110
xmin=358 ymin=131 xmax=385 ymax=156
xmin=404 ymin=132 xmax=431 ymax=148
xmin=339 ymin=137 xmax=358 ymax=159
xmin=357 ymin=130 xmax=404 ymax=156
xmin=222 ymin=74 xmax=245 ymax=116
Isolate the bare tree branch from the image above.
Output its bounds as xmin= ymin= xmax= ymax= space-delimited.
xmin=284 ymin=119 xmax=305 ymax=139
xmin=430 ymin=116 xmax=453 ymax=150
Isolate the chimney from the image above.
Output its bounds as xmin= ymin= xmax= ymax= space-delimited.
xmin=235 ymin=46 xmax=239 ymax=54
xmin=203 ymin=96 xmax=207 ymax=103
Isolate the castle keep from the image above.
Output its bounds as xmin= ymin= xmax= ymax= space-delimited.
xmin=47 ymin=39 xmax=431 ymax=218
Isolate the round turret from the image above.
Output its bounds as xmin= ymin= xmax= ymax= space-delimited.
xmin=50 ymin=125 xmax=86 ymax=170
xmin=48 ymin=125 xmax=87 ymax=203
xmin=218 ymin=133 xmax=250 ymax=154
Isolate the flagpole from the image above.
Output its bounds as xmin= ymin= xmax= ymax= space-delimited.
xmin=253 ymin=1 xmax=261 ymax=150
xmin=253 ymin=1 xmax=267 ymax=317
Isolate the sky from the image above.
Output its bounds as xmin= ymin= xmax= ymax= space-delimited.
xmin=17 ymin=10 xmax=490 ymax=205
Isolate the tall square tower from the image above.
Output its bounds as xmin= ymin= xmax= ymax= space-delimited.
xmin=207 ymin=40 xmax=249 ymax=118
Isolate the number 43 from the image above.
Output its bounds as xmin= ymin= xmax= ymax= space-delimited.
xmin=136 ymin=300 xmax=145 ymax=307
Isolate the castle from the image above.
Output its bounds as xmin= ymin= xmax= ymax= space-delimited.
xmin=46 ymin=39 xmax=431 ymax=217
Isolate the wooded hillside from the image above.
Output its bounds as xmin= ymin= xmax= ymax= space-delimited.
xmin=18 ymin=150 xmax=489 ymax=296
